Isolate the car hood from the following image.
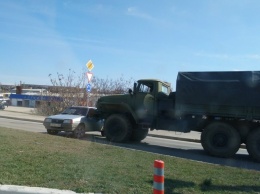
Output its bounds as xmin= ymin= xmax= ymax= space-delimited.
xmin=46 ymin=114 xmax=85 ymax=120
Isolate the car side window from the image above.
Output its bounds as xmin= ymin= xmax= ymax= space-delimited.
xmin=80 ymin=109 xmax=87 ymax=116
xmin=87 ymin=109 xmax=96 ymax=118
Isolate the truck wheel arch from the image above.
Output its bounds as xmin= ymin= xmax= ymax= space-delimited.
xmin=101 ymin=102 xmax=138 ymax=123
xmin=131 ymin=127 xmax=149 ymax=142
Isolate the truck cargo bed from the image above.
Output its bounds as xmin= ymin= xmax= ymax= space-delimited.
xmin=175 ymin=71 xmax=260 ymax=120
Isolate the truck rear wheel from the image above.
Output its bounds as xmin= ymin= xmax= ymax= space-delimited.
xmin=246 ymin=129 xmax=260 ymax=162
xmin=104 ymin=114 xmax=132 ymax=142
xmin=131 ymin=128 xmax=149 ymax=142
xmin=201 ymin=122 xmax=241 ymax=158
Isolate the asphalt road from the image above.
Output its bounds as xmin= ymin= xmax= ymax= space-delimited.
xmin=0 ymin=117 xmax=45 ymax=133
xmin=1 ymin=117 xmax=259 ymax=171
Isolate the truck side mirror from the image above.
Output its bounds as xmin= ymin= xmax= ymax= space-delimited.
xmin=128 ymin=88 xmax=133 ymax=95
xmin=133 ymin=83 xmax=137 ymax=93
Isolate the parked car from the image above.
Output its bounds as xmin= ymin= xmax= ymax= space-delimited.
xmin=0 ymin=100 xmax=6 ymax=110
xmin=43 ymin=106 xmax=103 ymax=138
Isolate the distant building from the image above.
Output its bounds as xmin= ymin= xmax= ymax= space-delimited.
xmin=9 ymin=87 xmax=46 ymax=107
xmin=1 ymin=84 xmax=65 ymax=107
xmin=2 ymin=84 xmax=98 ymax=108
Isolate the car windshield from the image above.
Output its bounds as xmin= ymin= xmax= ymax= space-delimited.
xmin=61 ymin=107 xmax=87 ymax=116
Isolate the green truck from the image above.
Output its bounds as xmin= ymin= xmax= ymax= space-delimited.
xmin=96 ymin=71 xmax=260 ymax=162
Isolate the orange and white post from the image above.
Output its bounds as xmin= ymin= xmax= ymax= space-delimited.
xmin=153 ymin=160 xmax=164 ymax=194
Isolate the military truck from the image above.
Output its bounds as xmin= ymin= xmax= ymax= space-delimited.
xmin=96 ymin=71 xmax=260 ymax=162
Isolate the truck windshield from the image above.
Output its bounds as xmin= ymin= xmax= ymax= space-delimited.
xmin=138 ymin=83 xmax=153 ymax=93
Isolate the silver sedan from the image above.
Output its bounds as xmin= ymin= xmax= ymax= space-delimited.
xmin=43 ymin=106 xmax=103 ymax=138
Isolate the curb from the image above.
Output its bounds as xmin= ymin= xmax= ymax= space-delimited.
xmin=0 ymin=185 xmax=84 ymax=194
xmin=147 ymin=134 xmax=246 ymax=149
xmin=0 ymin=115 xmax=43 ymax=123
xmin=147 ymin=133 xmax=201 ymax=143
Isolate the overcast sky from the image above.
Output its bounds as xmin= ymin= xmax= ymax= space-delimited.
xmin=1 ymin=0 xmax=260 ymax=88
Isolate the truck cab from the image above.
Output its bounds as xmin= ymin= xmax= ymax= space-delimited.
xmin=96 ymin=79 xmax=173 ymax=126
xmin=131 ymin=79 xmax=172 ymax=123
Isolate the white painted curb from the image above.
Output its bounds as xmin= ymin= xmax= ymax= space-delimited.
xmin=0 ymin=185 xmax=89 ymax=194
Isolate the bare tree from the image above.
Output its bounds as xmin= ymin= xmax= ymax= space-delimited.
xmin=36 ymin=69 xmax=87 ymax=115
xmin=36 ymin=69 xmax=134 ymax=116
xmin=87 ymin=75 xmax=134 ymax=106
xmin=92 ymin=75 xmax=134 ymax=95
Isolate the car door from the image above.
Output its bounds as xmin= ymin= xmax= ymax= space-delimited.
xmin=84 ymin=108 xmax=102 ymax=131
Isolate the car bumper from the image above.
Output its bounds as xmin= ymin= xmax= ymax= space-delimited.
xmin=43 ymin=123 xmax=78 ymax=132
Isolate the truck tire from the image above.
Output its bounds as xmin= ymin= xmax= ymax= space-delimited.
xmin=201 ymin=122 xmax=241 ymax=158
xmin=73 ymin=124 xmax=85 ymax=139
xmin=246 ymin=129 xmax=260 ymax=162
xmin=104 ymin=114 xmax=132 ymax=142
xmin=131 ymin=128 xmax=149 ymax=142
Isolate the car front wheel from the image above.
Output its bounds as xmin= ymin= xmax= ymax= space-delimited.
xmin=74 ymin=124 xmax=85 ymax=138
xmin=47 ymin=129 xmax=59 ymax=135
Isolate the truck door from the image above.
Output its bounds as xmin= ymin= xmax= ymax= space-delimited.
xmin=134 ymin=83 xmax=156 ymax=122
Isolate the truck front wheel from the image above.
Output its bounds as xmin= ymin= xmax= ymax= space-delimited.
xmin=201 ymin=122 xmax=241 ymax=158
xmin=131 ymin=128 xmax=149 ymax=142
xmin=246 ymin=129 xmax=260 ymax=162
xmin=104 ymin=114 xmax=133 ymax=142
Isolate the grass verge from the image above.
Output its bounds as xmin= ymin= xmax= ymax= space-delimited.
xmin=0 ymin=127 xmax=259 ymax=194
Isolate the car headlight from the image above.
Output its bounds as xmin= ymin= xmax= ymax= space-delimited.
xmin=44 ymin=118 xmax=52 ymax=123
xmin=63 ymin=119 xmax=73 ymax=124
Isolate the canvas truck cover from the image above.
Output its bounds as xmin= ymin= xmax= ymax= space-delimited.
xmin=175 ymin=71 xmax=260 ymax=119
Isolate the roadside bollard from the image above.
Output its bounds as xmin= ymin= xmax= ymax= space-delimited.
xmin=153 ymin=160 xmax=164 ymax=194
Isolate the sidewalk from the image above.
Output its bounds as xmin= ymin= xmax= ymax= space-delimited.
xmin=0 ymin=106 xmax=202 ymax=143
xmin=0 ymin=106 xmax=45 ymax=122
